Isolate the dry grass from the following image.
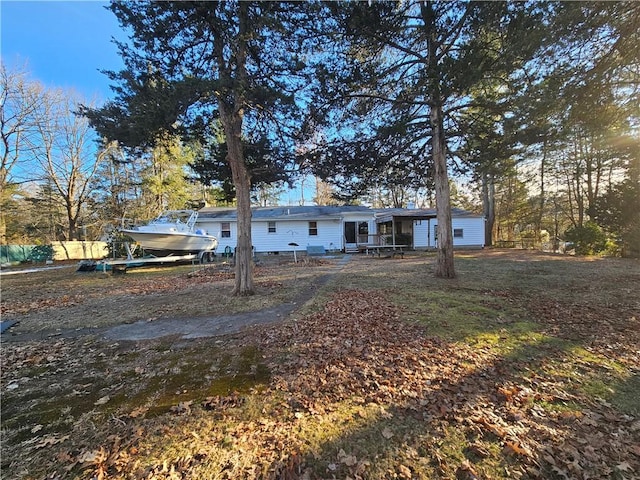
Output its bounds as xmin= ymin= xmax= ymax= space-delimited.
xmin=1 ymin=255 xmax=340 ymax=333
xmin=1 ymin=250 xmax=639 ymax=479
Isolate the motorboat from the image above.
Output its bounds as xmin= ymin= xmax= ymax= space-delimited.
xmin=120 ymin=210 xmax=218 ymax=255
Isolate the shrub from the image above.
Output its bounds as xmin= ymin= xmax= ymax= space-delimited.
xmin=564 ymin=222 xmax=608 ymax=255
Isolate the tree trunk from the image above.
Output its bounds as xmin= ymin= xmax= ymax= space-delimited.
xmin=482 ymin=172 xmax=495 ymax=247
xmin=221 ymin=108 xmax=254 ymax=296
xmin=67 ymin=209 xmax=78 ymax=241
xmin=424 ymin=1 xmax=455 ymax=278
xmin=214 ymin=1 xmax=253 ymax=296
xmin=432 ymin=102 xmax=455 ymax=278
xmin=537 ymin=137 xmax=547 ymax=244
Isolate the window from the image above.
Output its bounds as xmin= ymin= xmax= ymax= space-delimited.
xmin=268 ymin=221 xmax=276 ymax=233
xmin=308 ymin=221 xmax=318 ymax=236
xmin=221 ymin=222 xmax=231 ymax=238
xmin=454 ymin=228 xmax=464 ymax=238
xmin=357 ymin=221 xmax=369 ymax=243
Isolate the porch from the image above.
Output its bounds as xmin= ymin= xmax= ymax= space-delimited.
xmin=343 ymin=218 xmax=411 ymax=254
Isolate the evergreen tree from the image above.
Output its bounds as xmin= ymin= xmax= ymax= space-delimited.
xmin=307 ymin=1 xmax=546 ymax=277
xmin=512 ymin=2 xmax=639 ymax=249
xmin=83 ymin=1 xmax=317 ymax=295
xmin=594 ymin=143 xmax=640 ymax=257
xmin=142 ymin=133 xmax=196 ymax=214
xmin=190 ymin=132 xmax=292 ymax=205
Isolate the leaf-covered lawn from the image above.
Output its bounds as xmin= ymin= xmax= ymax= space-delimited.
xmin=0 ymin=260 xmax=331 ymax=332
xmin=1 ymin=251 xmax=638 ymax=479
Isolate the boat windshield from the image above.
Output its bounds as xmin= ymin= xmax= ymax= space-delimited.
xmin=155 ymin=211 xmax=196 ymax=226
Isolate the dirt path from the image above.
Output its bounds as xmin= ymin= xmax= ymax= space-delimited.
xmin=2 ymin=255 xmax=351 ymax=343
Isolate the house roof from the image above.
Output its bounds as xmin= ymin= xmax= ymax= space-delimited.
xmin=198 ymin=205 xmax=483 ymax=222
xmin=373 ymin=207 xmax=483 ymax=223
xmin=198 ymin=205 xmax=372 ymax=221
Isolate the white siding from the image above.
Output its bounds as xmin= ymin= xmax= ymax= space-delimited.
xmin=413 ymin=220 xmax=429 ymax=248
xmin=196 ymin=218 xmax=344 ymax=253
xmin=452 ymin=217 xmax=485 ymax=247
xmin=196 ymin=210 xmax=484 ymax=253
xmin=198 ymin=221 xmax=237 ymax=254
xmin=430 ymin=217 xmax=485 ymax=248
xmin=250 ymin=219 xmax=342 ymax=253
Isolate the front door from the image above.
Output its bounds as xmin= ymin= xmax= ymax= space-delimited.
xmin=344 ymin=222 xmax=356 ymax=244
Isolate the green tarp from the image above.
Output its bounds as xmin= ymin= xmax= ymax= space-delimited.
xmin=0 ymin=245 xmax=52 ymax=264
xmin=0 ymin=245 xmax=36 ymax=264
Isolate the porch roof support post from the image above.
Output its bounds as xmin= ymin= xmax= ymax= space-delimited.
xmin=392 ymin=218 xmax=396 ymax=246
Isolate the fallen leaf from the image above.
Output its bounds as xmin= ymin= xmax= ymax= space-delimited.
xmin=551 ymin=465 xmax=570 ymax=479
xmin=170 ymin=400 xmax=193 ymax=415
xmin=94 ymin=395 xmax=110 ymax=406
xmin=616 ymin=461 xmax=632 ymax=472
xmin=78 ymin=450 xmax=101 ymax=464
xmin=35 ymin=434 xmax=69 ymax=449
xmin=129 ymin=406 xmax=149 ymax=418
xmin=398 ymin=464 xmax=412 ymax=478
xmin=342 ymin=455 xmax=358 ymax=467
xmin=381 ymin=427 xmax=394 ymax=439
xmin=466 ymin=442 xmax=490 ymax=459
xmin=455 ymin=461 xmax=480 ymax=480
xmin=338 ymin=450 xmax=358 ymax=467
xmin=504 ymin=440 xmax=531 ymax=457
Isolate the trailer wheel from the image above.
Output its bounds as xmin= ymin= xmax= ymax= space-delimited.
xmin=199 ymin=251 xmax=215 ymax=264
xmin=112 ymin=265 xmax=127 ymax=275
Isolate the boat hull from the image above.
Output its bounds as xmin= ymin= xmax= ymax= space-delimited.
xmin=120 ymin=230 xmax=218 ymax=254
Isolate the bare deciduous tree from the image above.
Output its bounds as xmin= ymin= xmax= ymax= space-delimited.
xmin=29 ymin=89 xmax=111 ymax=240
xmin=0 ymin=62 xmax=45 ymax=243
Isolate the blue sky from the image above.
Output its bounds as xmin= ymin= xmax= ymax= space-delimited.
xmin=1 ymin=0 xmax=124 ymax=100
xmin=1 ymin=0 xmax=314 ymax=204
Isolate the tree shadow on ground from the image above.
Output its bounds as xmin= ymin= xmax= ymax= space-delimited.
xmin=285 ymin=331 xmax=638 ymax=479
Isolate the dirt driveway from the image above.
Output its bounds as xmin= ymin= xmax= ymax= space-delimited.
xmin=1 ymin=255 xmax=350 ymax=342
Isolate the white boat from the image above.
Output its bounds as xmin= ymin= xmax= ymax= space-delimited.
xmin=120 ymin=210 xmax=218 ymax=255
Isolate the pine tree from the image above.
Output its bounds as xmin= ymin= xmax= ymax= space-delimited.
xmin=84 ymin=1 xmax=317 ymax=295
xmin=308 ymin=1 xmax=546 ymax=277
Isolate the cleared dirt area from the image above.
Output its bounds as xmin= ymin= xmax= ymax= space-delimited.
xmin=1 ymin=256 xmax=340 ymax=335
xmin=1 ymin=250 xmax=639 ymax=479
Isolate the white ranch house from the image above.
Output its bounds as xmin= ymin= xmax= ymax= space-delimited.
xmin=196 ymin=206 xmax=485 ymax=255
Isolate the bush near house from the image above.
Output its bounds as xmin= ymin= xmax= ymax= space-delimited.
xmin=564 ymin=222 xmax=608 ymax=255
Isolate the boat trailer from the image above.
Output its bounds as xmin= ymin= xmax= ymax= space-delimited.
xmin=78 ymin=243 xmax=216 ymax=274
